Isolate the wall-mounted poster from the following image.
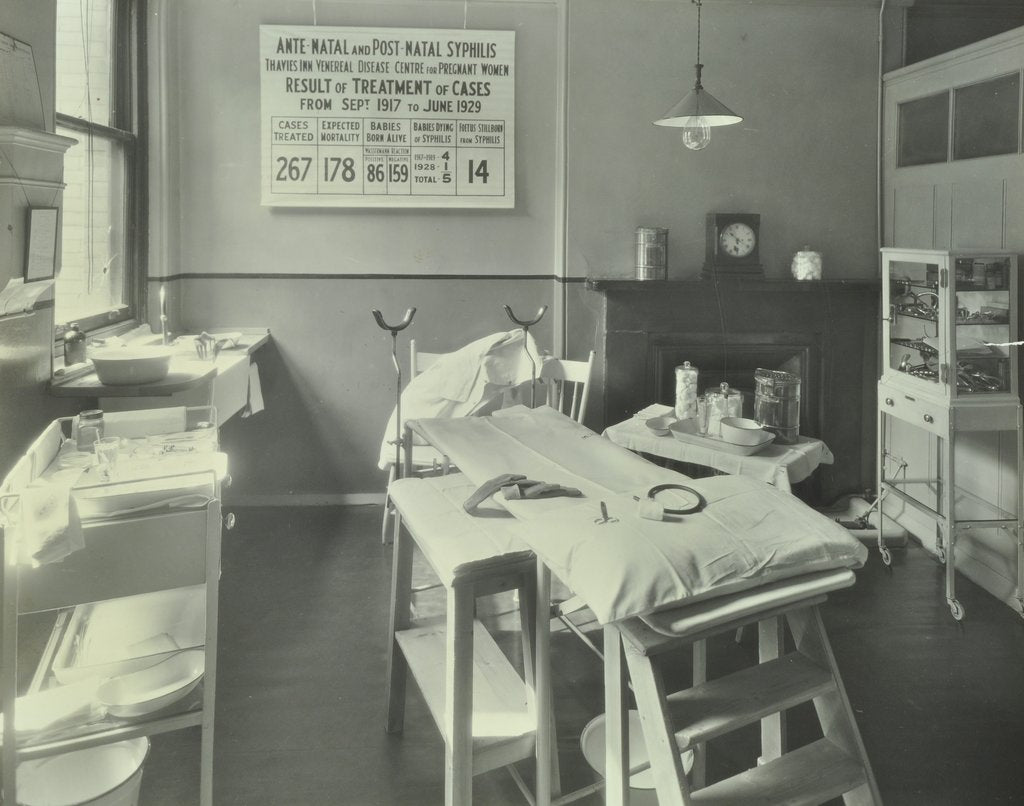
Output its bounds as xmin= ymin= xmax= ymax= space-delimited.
xmin=259 ymin=26 xmax=515 ymax=209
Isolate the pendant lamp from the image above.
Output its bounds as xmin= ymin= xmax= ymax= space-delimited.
xmin=654 ymin=0 xmax=742 ymax=151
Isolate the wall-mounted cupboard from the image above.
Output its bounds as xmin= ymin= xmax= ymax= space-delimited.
xmin=883 ymin=27 xmax=1024 ymax=252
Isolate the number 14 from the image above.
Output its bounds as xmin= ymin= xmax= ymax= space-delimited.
xmin=467 ymin=159 xmax=489 ymax=184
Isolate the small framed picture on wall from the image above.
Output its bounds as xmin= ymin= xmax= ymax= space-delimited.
xmin=25 ymin=207 xmax=58 ymax=282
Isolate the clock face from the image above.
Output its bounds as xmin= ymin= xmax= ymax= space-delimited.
xmin=718 ymin=222 xmax=757 ymax=259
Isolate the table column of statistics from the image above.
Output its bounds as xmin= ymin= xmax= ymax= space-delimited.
xmin=268 ymin=116 xmax=507 ymax=198
xmin=260 ymin=26 xmax=515 ymax=208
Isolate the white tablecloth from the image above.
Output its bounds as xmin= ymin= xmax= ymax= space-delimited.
xmin=603 ymin=404 xmax=834 ymax=493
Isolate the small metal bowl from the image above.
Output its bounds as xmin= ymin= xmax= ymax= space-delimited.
xmin=645 ymin=416 xmax=676 ymax=437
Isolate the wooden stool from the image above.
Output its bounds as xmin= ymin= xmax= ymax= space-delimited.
xmin=603 ymin=569 xmax=881 ymax=806
xmin=384 ymin=474 xmax=556 ymax=805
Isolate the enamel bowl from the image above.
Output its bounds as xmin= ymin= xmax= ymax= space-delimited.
xmin=719 ymin=417 xmax=768 ymax=446
xmin=97 ymin=649 xmax=205 ymax=718
xmin=645 ymin=415 xmax=676 ymax=437
xmin=90 ymin=347 xmax=174 ymax=385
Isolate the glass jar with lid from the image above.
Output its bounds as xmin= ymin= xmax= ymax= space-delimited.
xmin=75 ymin=409 xmax=105 ymax=451
xmin=704 ymin=382 xmax=742 ymax=437
xmin=674 ymin=362 xmax=699 ymax=420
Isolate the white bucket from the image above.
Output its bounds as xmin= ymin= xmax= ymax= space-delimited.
xmin=581 ymin=711 xmax=693 ymax=806
xmin=17 ymin=738 xmax=149 ymax=806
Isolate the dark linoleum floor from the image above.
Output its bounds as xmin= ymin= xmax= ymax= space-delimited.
xmin=137 ymin=504 xmax=1024 ymax=805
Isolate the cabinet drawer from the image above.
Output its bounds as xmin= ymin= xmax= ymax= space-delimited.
xmin=880 ymin=388 xmax=948 ymax=435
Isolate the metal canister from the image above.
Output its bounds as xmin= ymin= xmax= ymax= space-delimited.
xmin=674 ymin=361 xmax=699 ymax=420
xmin=635 ymin=227 xmax=668 ymax=281
xmin=754 ymin=368 xmax=801 ymax=444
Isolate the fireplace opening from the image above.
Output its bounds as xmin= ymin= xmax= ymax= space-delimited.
xmin=650 ymin=332 xmax=821 ymax=438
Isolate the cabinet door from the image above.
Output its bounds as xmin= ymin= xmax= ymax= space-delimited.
xmin=884 ymin=253 xmax=948 ymax=395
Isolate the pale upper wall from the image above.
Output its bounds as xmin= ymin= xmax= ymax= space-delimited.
xmin=566 ymin=0 xmax=883 ymax=281
xmin=158 ymin=0 xmax=560 ymax=280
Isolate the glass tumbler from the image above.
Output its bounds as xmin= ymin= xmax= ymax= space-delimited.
xmin=94 ymin=436 xmax=121 ymax=480
xmin=695 ymin=395 xmax=709 ymax=435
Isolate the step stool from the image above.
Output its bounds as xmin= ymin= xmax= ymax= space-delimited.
xmin=384 ymin=473 xmax=557 ymax=805
xmin=602 ymin=569 xmax=881 ymax=806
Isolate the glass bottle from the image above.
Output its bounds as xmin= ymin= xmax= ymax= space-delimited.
xmin=63 ymin=323 xmax=86 ymax=366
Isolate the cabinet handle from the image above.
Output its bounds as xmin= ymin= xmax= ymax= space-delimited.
xmin=885 ymin=398 xmax=894 ymax=406
xmin=923 ymin=414 xmax=934 ymax=424
xmin=224 ymin=512 xmax=236 ymax=530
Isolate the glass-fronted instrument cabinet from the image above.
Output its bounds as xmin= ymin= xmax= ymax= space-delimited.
xmin=878 ymin=248 xmax=1023 ymax=621
xmin=883 ymin=248 xmax=1018 ymax=400
xmin=0 ymin=408 xmax=228 ymax=805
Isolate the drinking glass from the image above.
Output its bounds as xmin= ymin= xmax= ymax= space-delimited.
xmin=695 ymin=395 xmax=709 ymax=435
xmin=94 ymin=436 xmax=121 ymax=480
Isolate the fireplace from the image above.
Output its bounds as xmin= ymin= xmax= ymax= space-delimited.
xmin=586 ymin=277 xmax=879 ymax=504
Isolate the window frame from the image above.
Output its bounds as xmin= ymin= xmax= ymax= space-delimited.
xmin=53 ymin=0 xmax=148 ymax=344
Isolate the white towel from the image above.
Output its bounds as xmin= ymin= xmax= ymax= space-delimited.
xmin=16 ymin=475 xmax=86 ymax=566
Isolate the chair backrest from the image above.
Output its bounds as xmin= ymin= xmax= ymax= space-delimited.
xmin=539 ymin=350 xmax=595 ymax=424
xmin=409 ymin=339 xmax=444 ymax=377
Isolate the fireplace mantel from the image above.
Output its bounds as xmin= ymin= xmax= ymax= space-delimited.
xmin=587 ymin=275 xmax=881 ymax=504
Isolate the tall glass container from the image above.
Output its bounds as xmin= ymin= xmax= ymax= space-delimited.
xmin=674 ymin=362 xmax=699 ymax=420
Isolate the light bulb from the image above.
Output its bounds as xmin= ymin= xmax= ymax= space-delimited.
xmin=681 ymin=117 xmax=711 ymax=150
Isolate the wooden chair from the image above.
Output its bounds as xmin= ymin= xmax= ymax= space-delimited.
xmin=539 ymin=351 xmax=595 ymax=425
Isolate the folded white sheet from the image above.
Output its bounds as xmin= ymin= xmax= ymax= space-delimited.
xmin=507 ymin=475 xmax=867 ymax=625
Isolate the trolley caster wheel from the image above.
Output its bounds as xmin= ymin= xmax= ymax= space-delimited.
xmin=879 ymin=546 xmax=892 ymax=566
xmin=948 ymin=599 xmax=964 ymax=621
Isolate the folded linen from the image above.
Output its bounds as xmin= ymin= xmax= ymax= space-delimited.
xmin=503 ymin=474 xmax=868 ymax=625
xmin=16 ymin=473 xmax=85 ymax=566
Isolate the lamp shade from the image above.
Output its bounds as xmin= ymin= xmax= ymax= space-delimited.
xmin=654 ymin=86 xmax=742 ymax=128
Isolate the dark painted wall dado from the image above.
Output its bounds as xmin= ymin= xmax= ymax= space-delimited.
xmin=590 ymin=278 xmax=880 ymax=505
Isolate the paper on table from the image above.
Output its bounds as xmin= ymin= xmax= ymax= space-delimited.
xmin=0 ymin=278 xmax=54 ymax=316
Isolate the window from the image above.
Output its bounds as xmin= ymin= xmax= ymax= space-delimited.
xmin=54 ymin=0 xmax=145 ymax=335
xmin=897 ymin=92 xmax=950 ymax=167
xmin=953 ymin=73 xmax=1021 ymax=161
